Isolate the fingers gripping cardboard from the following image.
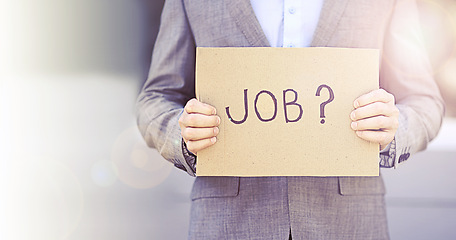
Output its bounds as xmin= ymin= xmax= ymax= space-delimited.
xmin=195 ymin=47 xmax=379 ymax=176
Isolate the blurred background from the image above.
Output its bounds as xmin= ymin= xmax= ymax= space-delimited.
xmin=0 ymin=0 xmax=455 ymax=239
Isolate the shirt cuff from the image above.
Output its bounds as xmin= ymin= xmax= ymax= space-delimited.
xmin=379 ymin=138 xmax=396 ymax=168
xmin=182 ymin=139 xmax=197 ymax=174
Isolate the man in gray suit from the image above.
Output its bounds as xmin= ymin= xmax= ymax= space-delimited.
xmin=136 ymin=0 xmax=444 ymax=239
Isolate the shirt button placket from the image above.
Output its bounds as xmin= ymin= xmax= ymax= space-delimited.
xmin=284 ymin=0 xmax=299 ymax=48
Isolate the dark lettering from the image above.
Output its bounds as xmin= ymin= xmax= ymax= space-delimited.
xmin=254 ymin=90 xmax=277 ymax=122
xmin=283 ymin=89 xmax=303 ymax=123
xmin=225 ymin=89 xmax=249 ymax=124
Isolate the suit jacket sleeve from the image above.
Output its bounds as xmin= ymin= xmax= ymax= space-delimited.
xmin=379 ymin=0 xmax=445 ymax=167
xmin=136 ymin=0 xmax=197 ymax=176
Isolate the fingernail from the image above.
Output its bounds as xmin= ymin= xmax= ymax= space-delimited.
xmin=351 ymin=122 xmax=357 ymax=130
xmin=216 ymin=116 xmax=221 ymax=125
xmin=214 ymin=127 xmax=219 ymax=135
xmin=354 ymin=100 xmax=359 ymax=108
xmin=210 ymin=137 xmax=217 ymax=144
xmin=350 ymin=111 xmax=356 ymax=120
xmin=212 ymin=108 xmax=216 ymax=115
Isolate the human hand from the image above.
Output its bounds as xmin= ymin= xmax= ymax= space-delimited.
xmin=350 ymin=89 xmax=399 ymax=150
xmin=178 ymin=99 xmax=220 ymax=154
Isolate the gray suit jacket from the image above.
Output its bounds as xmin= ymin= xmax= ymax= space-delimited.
xmin=136 ymin=0 xmax=444 ymax=239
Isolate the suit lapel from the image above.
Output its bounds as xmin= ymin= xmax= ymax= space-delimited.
xmin=226 ymin=0 xmax=270 ymax=47
xmin=311 ymin=0 xmax=349 ymax=47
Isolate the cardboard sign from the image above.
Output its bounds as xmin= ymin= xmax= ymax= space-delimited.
xmin=195 ymin=47 xmax=379 ymax=176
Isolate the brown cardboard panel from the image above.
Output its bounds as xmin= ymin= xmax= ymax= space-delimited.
xmin=195 ymin=47 xmax=379 ymax=176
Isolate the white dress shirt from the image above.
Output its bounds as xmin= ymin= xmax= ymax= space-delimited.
xmin=250 ymin=0 xmax=324 ymax=47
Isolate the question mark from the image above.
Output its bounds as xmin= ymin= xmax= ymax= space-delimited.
xmin=315 ymin=84 xmax=335 ymax=124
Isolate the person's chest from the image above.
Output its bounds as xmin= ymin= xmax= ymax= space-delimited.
xmin=183 ymin=0 xmax=394 ymax=48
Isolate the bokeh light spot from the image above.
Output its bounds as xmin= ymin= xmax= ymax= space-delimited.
xmin=91 ymin=160 xmax=118 ymax=187
xmin=111 ymin=126 xmax=173 ymax=189
xmin=7 ymin=156 xmax=84 ymax=240
xmin=130 ymin=148 xmax=149 ymax=169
